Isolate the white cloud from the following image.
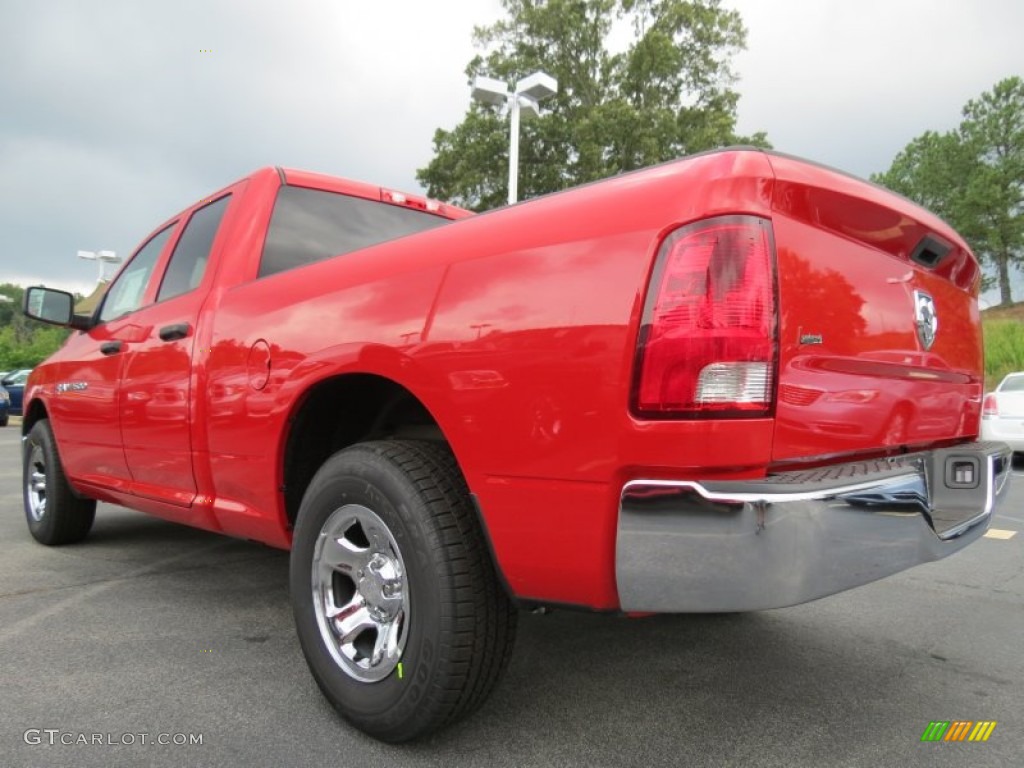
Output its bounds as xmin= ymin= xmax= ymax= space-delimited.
xmin=730 ymin=0 xmax=1024 ymax=178
xmin=1 ymin=0 xmax=1020 ymax=294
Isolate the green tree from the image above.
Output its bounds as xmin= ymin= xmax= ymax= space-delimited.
xmin=417 ymin=0 xmax=769 ymax=211
xmin=0 ymin=283 xmax=72 ymax=369
xmin=873 ymin=76 xmax=1024 ymax=306
xmin=0 ymin=283 xmax=20 ymax=329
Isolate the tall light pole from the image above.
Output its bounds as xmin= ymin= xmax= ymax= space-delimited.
xmin=471 ymin=71 xmax=558 ymax=206
xmin=77 ymin=250 xmax=122 ymax=283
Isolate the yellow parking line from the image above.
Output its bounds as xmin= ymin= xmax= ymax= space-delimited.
xmin=984 ymin=529 xmax=1018 ymax=540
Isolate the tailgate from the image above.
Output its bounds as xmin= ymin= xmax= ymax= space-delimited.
xmin=766 ymin=154 xmax=984 ymax=463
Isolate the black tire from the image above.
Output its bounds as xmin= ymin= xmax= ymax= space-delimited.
xmin=23 ymin=419 xmax=96 ymax=545
xmin=290 ymin=440 xmax=517 ymax=742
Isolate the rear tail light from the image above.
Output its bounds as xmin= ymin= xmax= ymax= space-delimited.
xmin=982 ymin=393 xmax=998 ymax=418
xmin=632 ymin=215 xmax=777 ymax=418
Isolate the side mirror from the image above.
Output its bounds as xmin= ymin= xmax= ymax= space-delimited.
xmin=23 ymin=286 xmax=91 ymax=330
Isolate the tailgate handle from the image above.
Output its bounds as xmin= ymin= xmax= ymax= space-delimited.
xmin=100 ymin=341 xmax=122 ymax=356
xmin=910 ymin=236 xmax=951 ymax=268
xmin=159 ymin=323 xmax=191 ymax=342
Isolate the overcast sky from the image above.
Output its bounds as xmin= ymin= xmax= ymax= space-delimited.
xmin=1 ymin=0 xmax=1021 ymax=296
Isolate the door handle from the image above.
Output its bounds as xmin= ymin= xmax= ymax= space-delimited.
xmin=100 ymin=341 xmax=123 ymax=356
xmin=159 ymin=323 xmax=191 ymax=342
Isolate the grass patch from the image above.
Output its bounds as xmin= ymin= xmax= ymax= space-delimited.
xmin=982 ymin=308 xmax=1024 ymax=389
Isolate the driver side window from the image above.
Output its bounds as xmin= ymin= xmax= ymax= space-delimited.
xmin=98 ymin=224 xmax=176 ymax=323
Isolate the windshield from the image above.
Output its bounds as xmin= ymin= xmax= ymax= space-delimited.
xmin=2 ymin=370 xmax=29 ymax=386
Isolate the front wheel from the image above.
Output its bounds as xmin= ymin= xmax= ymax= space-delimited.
xmin=290 ymin=440 xmax=517 ymax=742
xmin=23 ymin=419 xmax=96 ymax=545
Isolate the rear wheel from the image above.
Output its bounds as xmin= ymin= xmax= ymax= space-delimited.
xmin=290 ymin=440 xmax=517 ymax=742
xmin=23 ymin=419 xmax=96 ymax=545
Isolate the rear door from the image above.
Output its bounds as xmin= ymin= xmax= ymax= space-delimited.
xmin=118 ymin=192 xmax=234 ymax=506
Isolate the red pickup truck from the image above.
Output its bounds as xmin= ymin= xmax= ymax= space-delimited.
xmin=21 ymin=149 xmax=1011 ymax=741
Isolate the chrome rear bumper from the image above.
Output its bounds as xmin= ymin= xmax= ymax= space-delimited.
xmin=616 ymin=442 xmax=1012 ymax=613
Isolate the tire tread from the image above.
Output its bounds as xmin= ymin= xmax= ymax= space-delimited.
xmin=369 ymin=440 xmax=516 ymax=729
xmin=24 ymin=419 xmax=96 ymax=546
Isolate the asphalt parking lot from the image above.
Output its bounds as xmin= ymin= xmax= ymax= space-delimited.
xmin=0 ymin=422 xmax=1022 ymax=768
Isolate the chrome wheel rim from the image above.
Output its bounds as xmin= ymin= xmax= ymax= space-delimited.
xmin=311 ymin=504 xmax=410 ymax=683
xmin=26 ymin=443 xmax=47 ymax=522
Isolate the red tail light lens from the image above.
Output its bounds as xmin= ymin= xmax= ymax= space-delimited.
xmin=633 ymin=215 xmax=777 ymax=418
xmin=982 ymin=393 xmax=998 ymax=418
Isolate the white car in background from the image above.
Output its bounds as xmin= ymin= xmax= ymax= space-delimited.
xmin=982 ymin=372 xmax=1024 ymax=455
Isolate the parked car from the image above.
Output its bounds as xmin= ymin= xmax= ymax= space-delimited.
xmin=982 ymin=372 xmax=1024 ymax=455
xmin=20 ymin=150 xmax=1012 ymax=742
xmin=1 ymin=369 xmax=30 ymax=416
xmin=0 ymin=382 xmax=9 ymax=426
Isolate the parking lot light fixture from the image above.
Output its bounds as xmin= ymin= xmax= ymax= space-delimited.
xmin=77 ymin=249 xmax=122 ymax=283
xmin=470 ymin=70 xmax=558 ymax=206
xmin=470 ymin=75 xmax=510 ymax=107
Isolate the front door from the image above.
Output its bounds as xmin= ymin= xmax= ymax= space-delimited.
xmin=52 ymin=224 xmax=178 ymax=492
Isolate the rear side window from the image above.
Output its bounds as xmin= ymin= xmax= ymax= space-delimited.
xmin=157 ymin=194 xmax=231 ymax=301
xmin=259 ymin=186 xmax=449 ymax=278
xmin=99 ymin=225 xmax=176 ymax=323
xmin=1001 ymin=375 xmax=1024 ymax=392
